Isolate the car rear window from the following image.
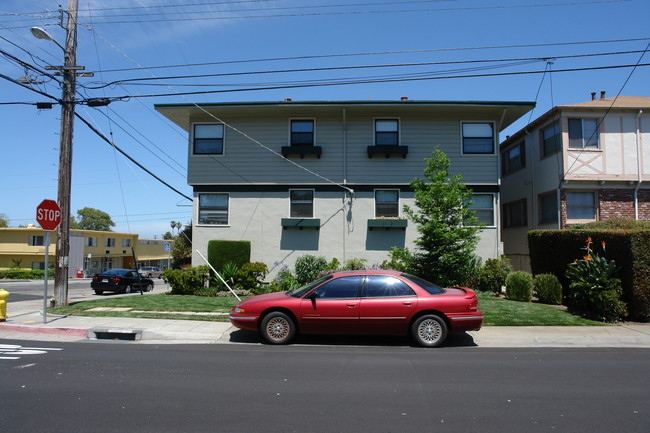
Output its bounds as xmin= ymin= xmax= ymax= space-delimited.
xmin=402 ymin=274 xmax=445 ymax=294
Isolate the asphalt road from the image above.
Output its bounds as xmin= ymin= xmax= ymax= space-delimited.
xmin=1 ymin=339 xmax=648 ymax=433
xmin=0 ymin=278 xmax=165 ymax=302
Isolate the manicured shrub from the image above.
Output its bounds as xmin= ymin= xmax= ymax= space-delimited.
xmin=207 ymin=240 xmax=251 ymax=271
xmin=534 ymin=273 xmax=563 ymax=305
xmin=565 ymin=238 xmax=627 ymax=322
xmin=162 ymin=266 xmax=210 ymax=295
xmin=236 ymin=262 xmax=268 ymax=292
xmin=0 ymin=269 xmax=49 ymax=280
xmin=342 ymin=257 xmax=367 ymax=270
xmin=294 ymin=254 xmax=328 ymax=284
xmin=505 ymin=271 xmax=533 ymax=302
xmin=477 ymin=256 xmax=513 ymax=293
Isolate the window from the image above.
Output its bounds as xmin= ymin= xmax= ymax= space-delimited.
xmin=503 ymin=199 xmax=527 ymax=228
xmin=86 ymin=237 xmax=97 ymax=247
xmin=290 ymin=120 xmax=314 ymax=146
xmin=198 ymin=193 xmax=229 ymax=225
xmin=290 ymin=189 xmax=314 ymax=218
xmin=462 ymin=122 xmax=494 ymax=154
xmin=28 ymin=235 xmax=44 ymax=246
xmin=539 ymin=192 xmax=558 ymax=224
xmin=542 ymin=122 xmax=561 ymax=156
xmin=375 ymin=190 xmax=399 ymax=218
xmin=501 ymin=141 xmax=526 ymax=176
xmin=105 ymin=238 xmax=115 ymax=247
xmin=32 ymin=262 xmax=46 ymax=270
xmin=375 ymin=119 xmax=399 ymax=146
xmin=568 ymin=118 xmax=599 ymax=149
xmin=193 ymin=124 xmax=224 ymax=155
xmin=122 ymin=239 xmax=131 ymax=248
xmin=566 ymin=191 xmax=596 ymax=220
xmin=365 ymin=276 xmax=414 ymax=297
xmin=468 ymin=194 xmax=494 ymax=226
xmin=312 ymin=276 xmax=363 ymax=299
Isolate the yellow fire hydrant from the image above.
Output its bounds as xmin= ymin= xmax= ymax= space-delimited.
xmin=0 ymin=288 xmax=9 ymax=321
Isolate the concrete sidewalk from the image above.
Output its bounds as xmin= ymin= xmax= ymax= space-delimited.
xmin=2 ymin=300 xmax=650 ymax=347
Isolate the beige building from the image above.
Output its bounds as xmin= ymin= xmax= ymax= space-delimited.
xmin=500 ymin=94 xmax=650 ymax=271
xmin=0 ymin=226 xmax=169 ymax=277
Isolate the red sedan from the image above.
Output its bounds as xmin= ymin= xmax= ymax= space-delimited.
xmin=229 ymin=269 xmax=483 ymax=347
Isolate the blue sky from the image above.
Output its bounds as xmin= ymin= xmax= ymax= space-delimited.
xmin=1 ymin=0 xmax=648 ymax=238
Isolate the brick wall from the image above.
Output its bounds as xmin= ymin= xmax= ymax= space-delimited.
xmin=560 ymin=188 xmax=650 ymax=228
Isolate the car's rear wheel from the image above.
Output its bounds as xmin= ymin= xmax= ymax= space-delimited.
xmin=146 ymin=284 xmax=153 ymax=292
xmin=260 ymin=312 xmax=295 ymax=345
xmin=412 ymin=314 xmax=448 ymax=347
xmin=124 ymin=285 xmax=133 ymax=294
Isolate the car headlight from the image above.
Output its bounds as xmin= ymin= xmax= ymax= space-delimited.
xmin=234 ymin=307 xmax=245 ymax=314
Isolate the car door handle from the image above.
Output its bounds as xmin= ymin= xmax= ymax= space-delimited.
xmin=403 ymin=302 xmax=412 ymax=306
xmin=347 ymin=303 xmax=357 ymax=308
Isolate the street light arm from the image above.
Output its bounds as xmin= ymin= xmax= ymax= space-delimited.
xmin=30 ymin=27 xmax=65 ymax=51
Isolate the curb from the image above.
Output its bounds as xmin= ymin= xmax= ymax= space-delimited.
xmin=0 ymin=323 xmax=88 ymax=337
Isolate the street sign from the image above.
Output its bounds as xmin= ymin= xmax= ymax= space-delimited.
xmin=36 ymin=199 xmax=62 ymax=231
xmin=164 ymin=242 xmax=171 ymax=251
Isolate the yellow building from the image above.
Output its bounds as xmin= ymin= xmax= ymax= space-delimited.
xmin=0 ymin=226 xmax=169 ymax=277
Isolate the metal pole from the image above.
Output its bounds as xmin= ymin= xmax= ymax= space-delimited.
xmin=43 ymin=231 xmax=50 ymax=324
xmin=53 ymin=0 xmax=78 ymax=307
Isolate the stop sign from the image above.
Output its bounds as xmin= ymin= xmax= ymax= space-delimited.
xmin=36 ymin=199 xmax=62 ymax=231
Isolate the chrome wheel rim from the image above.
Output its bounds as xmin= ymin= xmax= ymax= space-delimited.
xmin=266 ymin=317 xmax=290 ymax=342
xmin=418 ymin=319 xmax=442 ymax=343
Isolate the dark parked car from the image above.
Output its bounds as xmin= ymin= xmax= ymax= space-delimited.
xmin=91 ymin=268 xmax=154 ymax=295
xmin=229 ymin=269 xmax=483 ymax=347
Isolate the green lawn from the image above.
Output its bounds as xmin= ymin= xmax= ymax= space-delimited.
xmin=49 ymin=292 xmax=605 ymax=326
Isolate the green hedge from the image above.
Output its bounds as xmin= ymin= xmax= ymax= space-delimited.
xmin=207 ymin=240 xmax=251 ymax=272
xmin=529 ymin=229 xmax=650 ymax=321
xmin=0 ymin=269 xmax=50 ymax=280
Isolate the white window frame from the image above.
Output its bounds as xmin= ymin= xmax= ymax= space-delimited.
xmin=568 ymin=118 xmax=600 ymax=149
xmin=191 ymin=123 xmax=225 ymax=156
xmin=197 ymin=193 xmax=230 ymax=226
xmin=468 ymin=193 xmax=495 ymax=227
xmin=374 ymin=118 xmax=400 ymax=146
xmin=374 ymin=189 xmax=400 ymax=218
xmin=28 ymin=235 xmax=45 ymax=246
xmin=289 ymin=118 xmax=315 ymax=146
xmin=461 ymin=122 xmax=495 ymax=155
xmin=289 ymin=189 xmax=315 ymax=218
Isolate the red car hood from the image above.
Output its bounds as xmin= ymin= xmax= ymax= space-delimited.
xmin=237 ymin=291 xmax=290 ymax=306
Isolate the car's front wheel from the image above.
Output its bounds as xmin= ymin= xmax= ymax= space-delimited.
xmin=260 ymin=312 xmax=296 ymax=345
xmin=411 ymin=314 xmax=448 ymax=347
xmin=124 ymin=285 xmax=133 ymax=294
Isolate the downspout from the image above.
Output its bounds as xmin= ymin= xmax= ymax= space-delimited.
xmin=342 ymin=108 xmax=348 ymax=262
xmin=495 ymin=109 xmax=507 ymax=257
xmin=634 ymin=109 xmax=643 ymax=220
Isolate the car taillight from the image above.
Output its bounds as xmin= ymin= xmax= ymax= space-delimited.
xmin=468 ymin=299 xmax=478 ymax=311
xmin=92 ymin=276 xmax=98 ymax=281
xmin=112 ymin=277 xmax=121 ymax=283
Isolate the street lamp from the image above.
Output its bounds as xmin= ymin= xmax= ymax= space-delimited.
xmin=30 ymin=0 xmax=79 ymax=307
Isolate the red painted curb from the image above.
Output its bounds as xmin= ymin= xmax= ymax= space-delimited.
xmin=0 ymin=323 xmax=88 ymax=337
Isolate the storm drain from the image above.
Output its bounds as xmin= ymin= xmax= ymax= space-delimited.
xmin=89 ymin=328 xmax=142 ymax=341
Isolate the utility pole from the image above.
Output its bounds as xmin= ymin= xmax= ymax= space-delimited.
xmin=54 ymin=0 xmax=79 ymax=307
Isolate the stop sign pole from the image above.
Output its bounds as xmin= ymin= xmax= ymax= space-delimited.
xmin=36 ymin=199 xmax=62 ymax=323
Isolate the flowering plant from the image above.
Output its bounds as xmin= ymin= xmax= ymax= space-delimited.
xmin=565 ymin=237 xmax=626 ymax=322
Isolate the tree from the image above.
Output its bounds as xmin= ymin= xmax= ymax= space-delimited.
xmin=70 ymin=207 xmax=115 ymax=231
xmin=399 ymin=149 xmax=482 ymax=286
xmin=0 ymin=213 xmax=8 ymax=228
xmin=171 ymin=221 xmax=192 ymax=268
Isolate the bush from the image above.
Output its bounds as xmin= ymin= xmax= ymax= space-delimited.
xmin=505 ymin=271 xmax=533 ymax=302
xmin=207 ymin=240 xmax=251 ymax=272
xmin=268 ymin=264 xmax=299 ymax=293
xmin=534 ymin=273 xmax=563 ymax=305
xmin=162 ymin=266 xmax=210 ymax=295
xmin=565 ymin=238 xmax=627 ymax=322
xmin=0 ymin=269 xmax=49 ymax=280
xmin=477 ymin=256 xmax=513 ymax=293
xmin=294 ymin=254 xmax=329 ymax=285
xmin=342 ymin=257 xmax=367 ymax=270
xmin=236 ymin=262 xmax=268 ymax=292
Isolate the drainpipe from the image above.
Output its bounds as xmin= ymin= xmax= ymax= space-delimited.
xmin=634 ymin=109 xmax=643 ymax=220
xmin=342 ymin=108 xmax=348 ymax=262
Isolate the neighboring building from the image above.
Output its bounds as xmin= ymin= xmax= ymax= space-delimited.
xmin=0 ymin=226 xmax=169 ymax=277
xmin=156 ymin=99 xmax=534 ymax=276
xmin=500 ymin=94 xmax=650 ymax=271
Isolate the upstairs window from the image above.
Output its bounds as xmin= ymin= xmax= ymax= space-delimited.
xmin=568 ymin=118 xmax=599 ymax=149
xmin=198 ymin=193 xmax=229 ymax=225
xmin=290 ymin=189 xmax=314 ymax=218
xmin=462 ymin=123 xmax=494 ymax=154
xmin=193 ymin=124 xmax=224 ymax=155
xmin=86 ymin=237 xmax=97 ymax=247
xmin=501 ymin=141 xmax=526 ymax=176
xmin=105 ymin=238 xmax=116 ymax=247
xmin=28 ymin=235 xmax=45 ymax=246
xmin=375 ymin=189 xmax=399 ymax=218
xmin=375 ymin=119 xmax=399 ymax=146
xmin=541 ymin=122 xmax=561 ymax=156
xmin=290 ymin=120 xmax=314 ymax=146
xmin=122 ymin=239 xmax=131 ymax=248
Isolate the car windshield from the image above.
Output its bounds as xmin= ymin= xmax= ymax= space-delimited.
xmin=286 ymin=275 xmax=332 ymax=298
xmin=402 ymin=273 xmax=445 ymax=294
